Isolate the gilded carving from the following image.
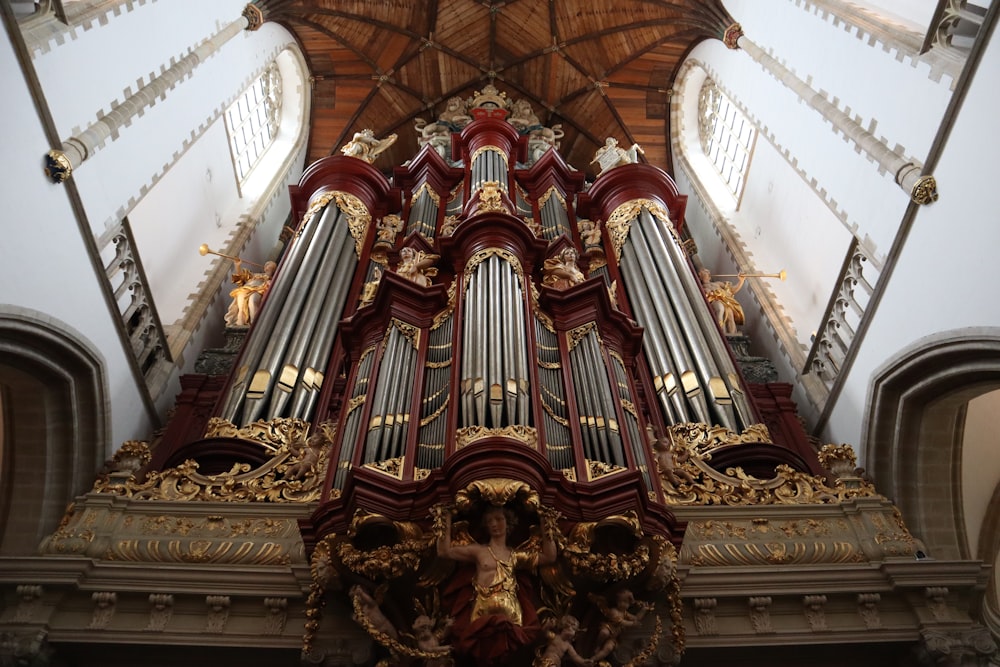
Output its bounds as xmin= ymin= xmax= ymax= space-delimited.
xmin=537 ymin=185 xmax=566 ymax=210
xmin=44 ymin=149 xmax=72 ymax=183
xmin=606 ymin=199 xmax=674 ymax=261
xmin=476 ymin=180 xmax=508 ymax=214
xmin=455 ymin=424 xmax=538 ymax=449
xmin=723 ymin=22 xmax=744 ymax=49
xmin=585 ymin=458 xmax=627 ymax=481
xmin=364 ymin=456 xmax=406 ymax=479
xmin=242 ymin=3 xmax=264 ymax=31
xmin=91 ymin=419 xmax=334 ymax=503
xmin=655 ymin=422 xmax=880 ymax=506
xmin=911 ymin=174 xmax=939 ymax=205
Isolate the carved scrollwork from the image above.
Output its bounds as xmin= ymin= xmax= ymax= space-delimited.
xmin=656 ymin=422 xmax=879 ymax=506
xmin=92 ymin=419 xmax=336 ymax=502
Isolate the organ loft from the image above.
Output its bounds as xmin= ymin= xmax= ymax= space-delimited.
xmin=12 ymin=86 xmax=994 ymax=667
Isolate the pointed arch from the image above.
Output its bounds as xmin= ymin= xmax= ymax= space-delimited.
xmin=0 ymin=309 xmax=108 ymax=555
xmin=864 ymin=328 xmax=1000 ymax=561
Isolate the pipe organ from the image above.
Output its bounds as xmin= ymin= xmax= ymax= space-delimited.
xmin=208 ymin=84 xmax=762 ymax=496
xmin=111 ymin=84 xmax=831 ymax=667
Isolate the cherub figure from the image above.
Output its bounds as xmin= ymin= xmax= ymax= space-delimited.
xmin=647 ymin=424 xmax=695 ymax=488
xmin=409 ymin=614 xmax=454 ymax=667
xmin=542 ymin=247 xmax=585 ymax=290
xmin=589 ymin=589 xmax=654 ymax=662
xmin=359 ymin=266 xmax=382 ymax=307
xmin=350 ymin=585 xmax=398 ymax=640
xmin=578 ymin=219 xmax=602 ymax=249
xmin=396 ymin=247 xmax=439 ymax=287
xmin=376 ymin=214 xmax=404 ymax=243
xmin=534 ymin=615 xmax=593 ymax=667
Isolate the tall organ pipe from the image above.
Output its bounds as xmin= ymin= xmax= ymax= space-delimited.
xmin=285 ymin=235 xmax=359 ymax=420
xmin=636 ymin=210 xmax=743 ymax=428
xmin=619 ymin=244 xmax=686 ymax=423
xmin=220 ymin=203 xmax=338 ymax=424
xmin=264 ymin=220 xmax=351 ymax=420
xmin=624 ymin=221 xmax=713 ymax=426
xmin=240 ymin=205 xmax=344 ymax=424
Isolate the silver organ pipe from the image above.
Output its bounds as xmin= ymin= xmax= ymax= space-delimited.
xmin=535 ymin=318 xmax=571 ymax=469
xmin=418 ymin=313 xmax=453 ymax=469
xmin=635 ymin=209 xmax=746 ymax=429
xmin=334 ymin=345 xmax=377 ymax=489
xmin=609 ymin=352 xmax=651 ymax=487
xmin=218 ymin=203 xmax=326 ymax=421
xmin=582 ymin=330 xmax=625 ymax=467
xmin=265 ymin=219 xmax=354 ymax=420
xmin=365 ymin=322 xmax=417 ymax=464
xmin=407 ymin=185 xmax=438 ymax=238
xmin=639 ymin=211 xmax=755 ymax=427
xmin=619 ymin=244 xmax=686 ymax=423
xmin=622 ymin=226 xmax=713 ymax=426
xmin=471 ymin=147 xmax=507 ymax=192
xmin=459 ymin=253 xmax=531 ymax=429
xmin=539 ymin=189 xmax=570 ymax=240
xmin=222 ymin=202 xmax=345 ymax=425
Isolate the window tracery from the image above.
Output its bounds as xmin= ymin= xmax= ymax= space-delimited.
xmin=697 ymin=79 xmax=755 ymax=203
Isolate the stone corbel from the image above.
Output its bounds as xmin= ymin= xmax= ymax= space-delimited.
xmin=263 ymin=597 xmax=288 ymax=635
xmin=748 ymin=596 xmax=773 ymax=634
xmin=803 ymin=595 xmax=828 ymax=632
xmin=857 ymin=593 xmax=882 ymax=630
xmin=205 ymin=595 xmax=231 ymax=633
xmin=89 ymin=592 xmax=117 ymax=629
xmin=693 ymin=598 xmax=718 ymax=636
xmin=147 ymin=594 xmax=173 ymax=631
xmin=13 ymin=585 xmax=43 ymax=623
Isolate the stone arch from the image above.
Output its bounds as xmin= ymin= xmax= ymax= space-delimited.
xmin=0 ymin=309 xmax=108 ymax=555
xmin=864 ymin=328 xmax=1000 ymax=562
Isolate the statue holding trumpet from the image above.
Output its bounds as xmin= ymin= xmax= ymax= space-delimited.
xmin=699 ymin=266 xmax=786 ymax=335
xmin=199 ymin=244 xmax=276 ymax=328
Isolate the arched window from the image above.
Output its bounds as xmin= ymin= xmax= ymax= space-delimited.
xmin=225 ymin=63 xmax=282 ymax=186
xmin=698 ymin=79 xmax=755 ymax=204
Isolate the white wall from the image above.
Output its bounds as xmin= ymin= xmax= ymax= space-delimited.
xmin=1 ymin=4 xmax=307 ymax=452
xmin=828 ymin=23 xmax=1000 ymax=450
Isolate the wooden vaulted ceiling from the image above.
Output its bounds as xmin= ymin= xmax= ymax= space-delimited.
xmin=266 ymin=0 xmax=736 ymax=176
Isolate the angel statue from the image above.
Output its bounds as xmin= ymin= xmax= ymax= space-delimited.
xmin=340 ymin=128 xmax=398 ymax=164
xmin=542 ymin=247 xmax=585 ymax=290
xmin=435 ymin=503 xmax=559 ymax=667
xmin=591 ymin=137 xmax=644 ymax=174
xmin=396 ymin=247 xmax=439 ymax=288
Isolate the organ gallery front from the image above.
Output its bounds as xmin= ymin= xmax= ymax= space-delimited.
xmin=4 ymin=88 xmax=994 ymax=667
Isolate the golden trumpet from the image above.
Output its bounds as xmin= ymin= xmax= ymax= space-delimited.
xmin=198 ymin=244 xmax=264 ymax=268
xmin=714 ymin=270 xmax=787 ymax=281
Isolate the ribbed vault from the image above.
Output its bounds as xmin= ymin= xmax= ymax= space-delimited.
xmin=264 ymin=0 xmax=735 ymax=174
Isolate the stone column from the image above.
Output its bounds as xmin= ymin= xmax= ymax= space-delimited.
xmin=44 ymin=4 xmax=265 ymax=183
xmin=722 ymin=23 xmax=938 ymax=205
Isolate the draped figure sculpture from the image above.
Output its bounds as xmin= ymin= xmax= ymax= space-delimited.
xmin=437 ymin=505 xmax=557 ymax=666
xmin=542 ymin=247 xmax=585 ymax=290
xmin=699 ymin=268 xmax=746 ymax=335
xmin=224 ymin=260 xmax=276 ymax=327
